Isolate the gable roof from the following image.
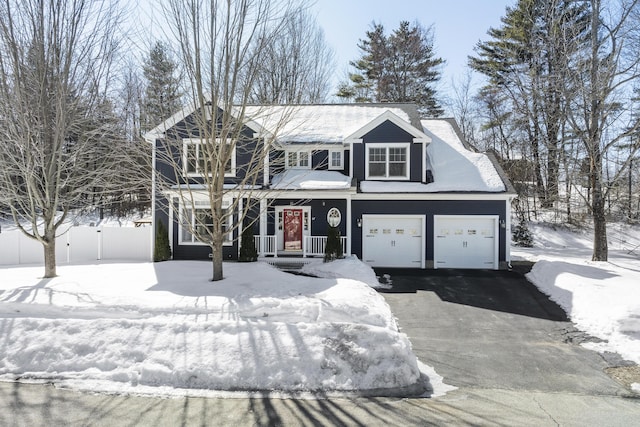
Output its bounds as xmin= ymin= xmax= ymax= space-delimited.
xmin=344 ymin=110 xmax=431 ymax=143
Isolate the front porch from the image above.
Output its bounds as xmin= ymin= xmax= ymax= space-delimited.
xmin=254 ymin=235 xmax=348 ymax=258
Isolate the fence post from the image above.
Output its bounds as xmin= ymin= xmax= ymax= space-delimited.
xmin=97 ymin=227 xmax=102 ymax=260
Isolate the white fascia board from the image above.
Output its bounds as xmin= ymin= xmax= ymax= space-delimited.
xmin=351 ymin=192 xmax=513 ymax=201
xmin=344 ymin=110 xmax=432 ymax=144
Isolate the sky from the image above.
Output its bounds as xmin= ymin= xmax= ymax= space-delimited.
xmin=311 ymin=0 xmax=516 ymax=100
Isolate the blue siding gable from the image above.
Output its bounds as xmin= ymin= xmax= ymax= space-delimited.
xmin=352 ymin=119 xmax=425 ymax=183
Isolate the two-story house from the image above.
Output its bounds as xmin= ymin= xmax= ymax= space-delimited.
xmin=146 ymin=103 xmax=516 ymax=270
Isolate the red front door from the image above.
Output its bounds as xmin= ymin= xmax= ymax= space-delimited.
xmin=284 ymin=209 xmax=302 ymax=250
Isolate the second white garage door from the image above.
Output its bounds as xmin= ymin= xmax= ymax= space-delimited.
xmin=362 ymin=215 xmax=425 ymax=268
xmin=434 ymin=215 xmax=499 ymax=269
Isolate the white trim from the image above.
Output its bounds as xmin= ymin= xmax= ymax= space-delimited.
xmin=361 ymin=214 xmax=426 ymax=269
xmin=344 ymin=110 xmax=431 ymax=144
xmin=351 ymin=192 xmax=513 ymax=201
xmin=183 ymin=138 xmax=237 ymax=177
xmin=275 ymin=205 xmax=311 ymax=251
xmin=506 ymin=200 xmax=512 ymax=266
xmin=346 ymin=194 xmax=352 ymax=255
xmin=328 ymin=149 xmax=344 ymax=170
xmin=433 ymin=215 xmax=499 ymax=270
xmin=365 ymin=143 xmax=410 ymax=180
xmin=178 ymin=199 xmax=234 ymax=247
xmin=151 ymin=139 xmax=157 ymax=261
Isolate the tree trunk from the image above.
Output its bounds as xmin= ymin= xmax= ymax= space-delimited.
xmin=43 ymin=238 xmax=57 ymax=278
xmin=210 ymin=230 xmax=224 ymax=281
xmin=592 ymin=188 xmax=608 ymax=261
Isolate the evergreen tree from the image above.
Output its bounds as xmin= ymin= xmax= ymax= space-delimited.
xmin=142 ymin=41 xmax=182 ymax=132
xmin=239 ymin=224 xmax=258 ymax=262
xmin=324 ymin=226 xmax=343 ymax=262
xmin=154 ymin=220 xmax=172 ymax=262
xmin=469 ymin=0 xmax=590 ymax=207
xmin=337 ymin=21 xmax=444 ymax=117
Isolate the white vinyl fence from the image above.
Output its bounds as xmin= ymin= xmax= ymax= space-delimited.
xmin=0 ymin=226 xmax=152 ymax=266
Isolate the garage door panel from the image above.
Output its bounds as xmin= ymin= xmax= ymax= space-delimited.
xmin=362 ymin=216 xmax=424 ymax=268
xmin=434 ymin=216 xmax=498 ymax=270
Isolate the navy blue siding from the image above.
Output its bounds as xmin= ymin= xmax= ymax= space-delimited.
xmin=159 ymin=107 xmax=264 ymax=187
xmin=362 ymin=120 xmax=414 ymax=143
xmin=351 ymin=199 xmax=507 ymax=265
xmin=352 ymin=120 xmax=423 ymax=183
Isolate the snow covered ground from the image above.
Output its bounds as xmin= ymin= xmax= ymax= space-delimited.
xmin=512 ymin=221 xmax=640 ymax=391
xmin=0 ymin=257 xmax=450 ymax=398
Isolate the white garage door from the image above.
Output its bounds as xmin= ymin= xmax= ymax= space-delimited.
xmin=362 ymin=215 xmax=425 ymax=268
xmin=434 ymin=215 xmax=499 ymax=269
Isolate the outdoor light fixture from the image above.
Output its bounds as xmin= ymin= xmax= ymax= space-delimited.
xmin=357 ymin=218 xmax=362 ymax=228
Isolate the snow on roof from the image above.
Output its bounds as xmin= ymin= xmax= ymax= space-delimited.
xmin=245 ymin=104 xmax=413 ymax=144
xmin=361 ymin=119 xmax=507 ymax=194
xmin=271 ymin=170 xmax=351 ymax=190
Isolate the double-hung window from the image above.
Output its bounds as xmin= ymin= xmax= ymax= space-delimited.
xmin=181 ymin=204 xmax=233 ymax=246
xmin=366 ymin=143 xmax=409 ymax=179
xmin=286 ymin=150 xmax=310 ymax=169
xmin=329 ymin=150 xmax=343 ymax=170
xmin=184 ymin=138 xmax=236 ymax=177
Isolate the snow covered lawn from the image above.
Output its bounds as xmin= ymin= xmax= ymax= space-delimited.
xmin=0 ymin=258 xmax=434 ymax=397
xmin=513 ymin=222 xmax=640 ymax=367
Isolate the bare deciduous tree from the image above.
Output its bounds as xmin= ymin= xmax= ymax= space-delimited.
xmin=153 ymin=0 xmax=303 ymax=281
xmin=563 ymin=0 xmax=640 ymax=261
xmin=249 ymin=8 xmax=335 ymax=104
xmin=0 ymin=0 xmax=133 ymax=278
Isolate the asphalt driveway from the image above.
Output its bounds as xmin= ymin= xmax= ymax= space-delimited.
xmin=378 ymin=264 xmax=631 ymax=395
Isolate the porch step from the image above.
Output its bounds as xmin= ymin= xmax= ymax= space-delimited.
xmin=259 ymin=257 xmax=316 ymax=271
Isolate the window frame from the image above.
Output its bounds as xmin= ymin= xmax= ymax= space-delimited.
xmin=179 ymin=202 xmax=234 ymax=246
xmin=183 ymin=138 xmax=236 ymax=177
xmin=328 ymin=150 xmax=344 ymax=170
xmin=285 ymin=149 xmax=311 ymax=170
xmin=365 ymin=143 xmax=410 ymax=180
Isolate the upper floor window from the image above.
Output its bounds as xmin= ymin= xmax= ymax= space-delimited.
xmin=365 ymin=143 xmax=409 ymax=180
xmin=184 ymin=138 xmax=236 ymax=177
xmin=329 ymin=150 xmax=343 ymax=170
xmin=286 ymin=150 xmax=310 ymax=169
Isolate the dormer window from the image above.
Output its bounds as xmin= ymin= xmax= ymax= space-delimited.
xmin=365 ymin=143 xmax=409 ymax=180
xmin=329 ymin=150 xmax=343 ymax=170
xmin=286 ymin=150 xmax=310 ymax=169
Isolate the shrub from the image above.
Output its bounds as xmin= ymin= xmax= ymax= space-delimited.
xmin=239 ymin=224 xmax=258 ymax=262
xmin=154 ymin=220 xmax=171 ymax=262
xmin=324 ymin=226 xmax=344 ymax=262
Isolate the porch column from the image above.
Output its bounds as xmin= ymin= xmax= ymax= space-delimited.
xmin=346 ymin=195 xmax=352 ymax=255
xmin=259 ymin=198 xmax=267 ymax=255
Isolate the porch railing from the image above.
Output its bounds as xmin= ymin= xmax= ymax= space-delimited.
xmin=254 ymin=235 xmax=347 ymax=258
xmin=303 ymin=236 xmax=347 ymax=257
xmin=254 ymin=235 xmax=278 ymax=257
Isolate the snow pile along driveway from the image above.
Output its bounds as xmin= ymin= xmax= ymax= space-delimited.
xmin=0 ymin=260 xmax=427 ymax=397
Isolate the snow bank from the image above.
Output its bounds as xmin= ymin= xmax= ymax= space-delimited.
xmin=527 ymin=259 xmax=640 ymax=364
xmin=0 ymin=260 xmax=427 ymax=396
xmin=514 ymin=222 xmax=640 ymax=366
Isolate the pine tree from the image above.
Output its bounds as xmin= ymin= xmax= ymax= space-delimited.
xmin=142 ymin=41 xmax=182 ymax=132
xmin=154 ymin=220 xmax=172 ymax=262
xmin=337 ymin=21 xmax=444 ymax=117
xmin=324 ymin=226 xmax=344 ymax=262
